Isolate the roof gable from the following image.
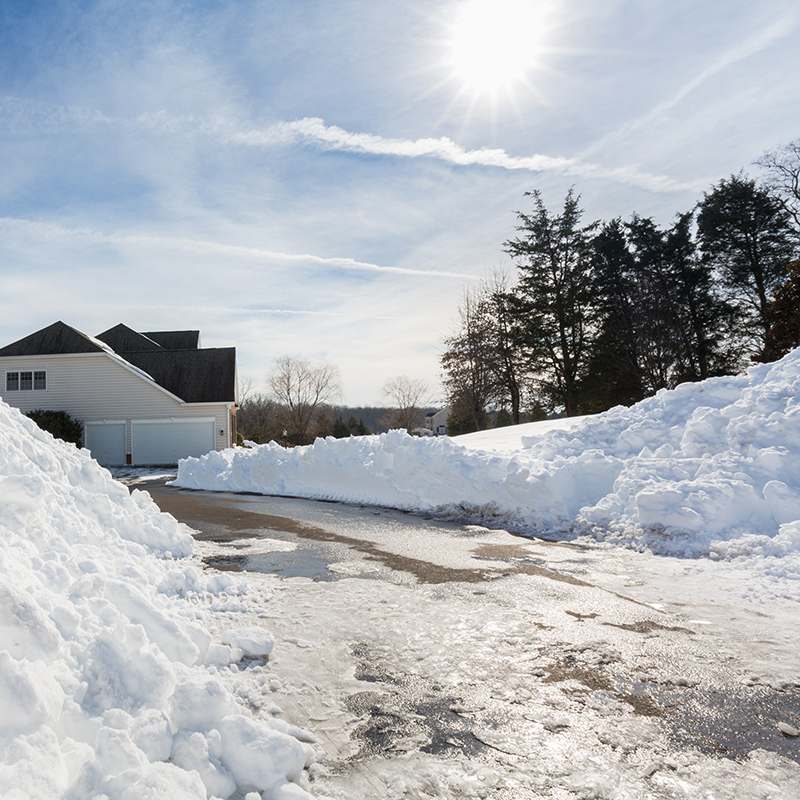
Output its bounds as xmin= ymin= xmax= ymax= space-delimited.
xmin=0 ymin=321 xmax=104 ymax=357
xmin=97 ymin=324 xmax=162 ymax=353
xmin=1 ymin=322 xmax=236 ymax=404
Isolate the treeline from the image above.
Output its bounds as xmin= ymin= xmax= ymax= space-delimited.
xmin=236 ymin=396 xmax=377 ymax=445
xmin=442 ymin=140 xmax=800 ymax=433
xmin=237 ymin=357 xmax=435 ymax=445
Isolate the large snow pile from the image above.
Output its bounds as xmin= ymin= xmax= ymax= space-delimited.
xmin=0 ymin=401 xmax=319 ymax=799
xmin=176 ymin=349 xmax=800 ymax=571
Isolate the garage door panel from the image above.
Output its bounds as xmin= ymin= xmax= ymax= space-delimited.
xmin=132 ymin=421 xmax=214 ymax=465
xmin=85 ymin=424 xmax=126 ymax=466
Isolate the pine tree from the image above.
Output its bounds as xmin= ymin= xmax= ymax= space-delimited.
xmin=505 ymin=189 xmax=597 ymax=415
xmin=697 ymin=174 xmax=797 ymax=350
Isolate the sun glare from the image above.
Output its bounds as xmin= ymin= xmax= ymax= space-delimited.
xmin=450 ymin=0 xmax=549 ymax=94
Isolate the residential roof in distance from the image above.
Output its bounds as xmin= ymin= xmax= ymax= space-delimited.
xmin=116 ymin=347 xmax=236 ymax=403
xmin=1 ymin=321 xmax=235 ymax=404
xmin=0 ymin=321 xmax=104 ymax=357
xmin=96 ymin=324 xmax=162 ymax=353
xmin=96 ymin=324 xmax=231 ymax=403
xmin=143 ymin=330 xmax=201 ymax=350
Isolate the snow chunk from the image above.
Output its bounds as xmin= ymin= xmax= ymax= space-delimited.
xmin=221 ymin=626 xmax=275 ymax=657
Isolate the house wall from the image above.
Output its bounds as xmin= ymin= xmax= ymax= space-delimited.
xmin=0 ymin=352 xmax=233 ymax=459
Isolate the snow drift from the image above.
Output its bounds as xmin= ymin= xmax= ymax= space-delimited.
xmin=0 ymin=401 xmax=319 ymax=799
xmin=176 ymin=349 xmax=800 ymax=568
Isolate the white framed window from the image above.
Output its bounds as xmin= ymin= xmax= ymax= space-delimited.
xmin=5 ymin=370 xmax=47 ymax=391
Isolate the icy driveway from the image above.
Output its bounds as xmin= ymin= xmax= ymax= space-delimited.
xmin=137 ymin=477 xmax=800 ymax=799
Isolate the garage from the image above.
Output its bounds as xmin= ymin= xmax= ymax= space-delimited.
xmin=85 ymin=422 xmax=126 ymax=466
xmin=132 ymin=418 xmax=215 ymax=465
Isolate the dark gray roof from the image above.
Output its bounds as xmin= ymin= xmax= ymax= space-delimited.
xmin=117 ymin=348 xmax=236 ymax=403
xmin=0 ymin=321 xmax=104 ymax=356
xmin=1 ymin=322 xmax=236 ymax=404
xmin=97 ymin=324 xmax=162 ymax=353
xmin=143 ymin=330 xmax=200 ymax=350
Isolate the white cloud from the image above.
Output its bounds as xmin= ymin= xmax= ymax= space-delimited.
xmin=0 ymin=217 xmax=474 ymax=280
xmin=228 ymin=117 xmax=699 ymax=193
xmin=579 ymin=9 xmax=800 ymax=163
xmin=0 ymin=96 xmax=699 ymax=193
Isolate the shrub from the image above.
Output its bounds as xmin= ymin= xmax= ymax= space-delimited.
xmin=25 ymin=409 xmax=84 ymax=446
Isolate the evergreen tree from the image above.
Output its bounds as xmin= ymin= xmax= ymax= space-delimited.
xmin=697 ymin=174 xmax=797 ymax=349
xmin=25 ymin=409 xmax=83 ymax=446
xmin=761 ymin=260 xmax=800 ymax=361
xmin=332 ymin=417 xmax=351 ymax=438
xmin=664 ymin=212 xmax=741 ymax=381
xmin=505 ymin=189 xmax=597 ymax=415
xmin=583 ymin=213 xmax=740 ymax=412
xmin=441 ymin=286 xmax=498 ymax=432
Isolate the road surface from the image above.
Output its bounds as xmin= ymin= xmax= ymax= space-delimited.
xmin=131 ymin=476 xmax=800 ymax=799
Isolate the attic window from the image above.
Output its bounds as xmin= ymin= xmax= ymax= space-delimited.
xmin=5 ymin=371 xmax=46 ymax=391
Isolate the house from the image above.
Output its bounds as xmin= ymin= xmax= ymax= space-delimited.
xmin=0 ymin=321 xmax=237 ymax=466
xmin=423 ymin=406 xmax=451 ymax=436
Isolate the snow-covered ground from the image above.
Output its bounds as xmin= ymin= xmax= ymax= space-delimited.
xmin=4 ymin=349 xmax=800 ymax=799
xmin=176 ymin=350 xmax=800 ymax=605
xmin=0 ymin=401 xmax=323 ymax=799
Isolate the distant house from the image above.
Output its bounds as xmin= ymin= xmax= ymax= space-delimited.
xmin=423 ymin=406 xmax=451 ymax=436
xmin=0 ymin=321 xmax=237 ymax=466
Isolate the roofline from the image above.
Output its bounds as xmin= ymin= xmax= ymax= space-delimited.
xmin=0 ymin=347 xmax=236 ymax=405
xmin=102 ymin=351 xmax=190 ymax=404
xmin=0 ymin=349 xmax=189 ymax=404
xmin=0 ymin=352 xmax=107 ymax=361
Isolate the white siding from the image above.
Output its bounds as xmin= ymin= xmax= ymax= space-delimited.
xmin=0 ymin=352 xmax=232 ymax=456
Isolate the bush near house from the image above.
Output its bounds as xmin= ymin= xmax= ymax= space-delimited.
xmin=25 ymin=409 xmax=84 ymax=447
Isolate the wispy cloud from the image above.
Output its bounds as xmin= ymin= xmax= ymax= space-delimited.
xmin=228 ymin=117 xmax=698 ymax=192
xmin=128 ymin=303 xmax=402 ymax=321
xmin=581 ymin=10 xmax=800 ymax=160
xmin=657 ymin=12 xmax=799 ymax=115
xmin=0 ymin=217 xmax=474 ymax=280
xmin=0 ymin=97 xmax=698 ymax=193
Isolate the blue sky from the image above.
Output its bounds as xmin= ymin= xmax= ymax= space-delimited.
xmin=1 ymin=0 xmax=798 ymax=403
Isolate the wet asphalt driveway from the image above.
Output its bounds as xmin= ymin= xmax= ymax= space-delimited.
xmin=130 ymin=476 xmax=800 ymax=799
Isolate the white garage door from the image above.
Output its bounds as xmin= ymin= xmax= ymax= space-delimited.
xmin=132 ymin=419 xmax=215 ymax=465
xmin=85 ymin=423 xmax=126 ymax=466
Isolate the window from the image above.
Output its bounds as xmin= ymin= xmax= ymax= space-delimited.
xmin=5 ymin=370 xmax=46 ymax=391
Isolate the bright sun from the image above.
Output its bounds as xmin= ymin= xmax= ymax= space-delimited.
xmin=449 ymin=0 xmax=550 ymax=94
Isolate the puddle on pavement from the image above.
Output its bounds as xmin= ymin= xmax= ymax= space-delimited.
xmin=202 ymin=547 xmax=341 ymax=581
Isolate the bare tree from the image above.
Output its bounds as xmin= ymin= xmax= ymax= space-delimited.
xmin=756 ymin=139 xmax=800 ymax=230
xmin=237 ymin=395 xmax=282 ymax=444
xmin=268 ymin=357 xmax=342 ymax=445
xmin=440 ymin=286 xmax=498 ymax=434
xmin=381 ymin=376 xmax=430 ymax=431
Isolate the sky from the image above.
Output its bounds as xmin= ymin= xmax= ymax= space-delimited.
xmin=0 ymin=0 xmax=798 ymax=405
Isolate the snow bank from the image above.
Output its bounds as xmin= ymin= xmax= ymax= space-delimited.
xmin=0 ymin=401 xmax=319 ymax=799
xmin=176 ymin=349 xmax=800 ymax=571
